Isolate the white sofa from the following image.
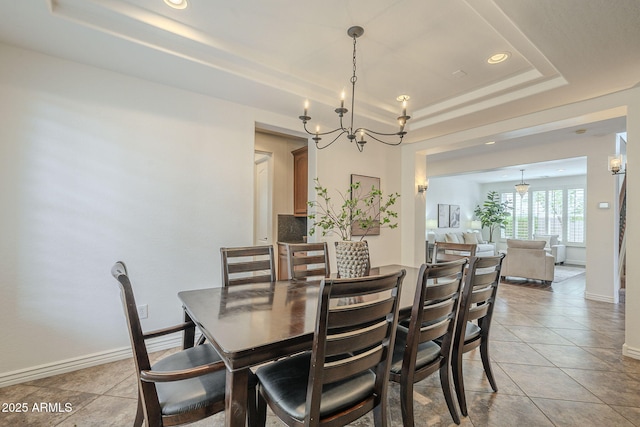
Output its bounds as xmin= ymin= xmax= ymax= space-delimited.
xmin=501 ymin=239 xmax=555 ymax=284
xmin=532 ymin=234 xmax=566 ymax=264
xmin=427 ymin=231 xmax=496 ymax=257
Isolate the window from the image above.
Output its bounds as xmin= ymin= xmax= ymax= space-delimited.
xmin=500 ymin=186 xmax=585 ymax=244
xmin=502 ymin=192 xmax=514 ymax=239
xmin=567 ymin=188 xmax=585 ymax=243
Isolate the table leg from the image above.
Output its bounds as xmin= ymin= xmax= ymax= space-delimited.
xmin=182 ymin=309 xmax=195 ymax=349
xmin=225 ymin=368 xmax=249 ymax=427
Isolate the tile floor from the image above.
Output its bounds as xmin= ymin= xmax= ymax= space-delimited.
xmin=3 ymin=269 xmax=640 ymax=426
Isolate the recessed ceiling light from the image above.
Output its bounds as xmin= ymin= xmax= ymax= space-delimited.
xmin=487 ymin=52 xmax=510 ymax=64
xmin=164 ymin=0 xmax=188 ymax=9
xmin=485 ymin=141 xmax=496 ymax=145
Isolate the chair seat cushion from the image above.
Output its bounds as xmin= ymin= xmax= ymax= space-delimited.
xmin=465 ymin=322 xmax=481 ymax=342
xmin=256 ymin=352 xmax=375 ymax=421
xmin=390 ymin=326 xmax=441 ymax=375
xmin=152 ymin=344 xmax=232 ymax=416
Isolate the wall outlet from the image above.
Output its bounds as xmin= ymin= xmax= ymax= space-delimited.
xmin=137 ymin=304 xmax=148 ymax=319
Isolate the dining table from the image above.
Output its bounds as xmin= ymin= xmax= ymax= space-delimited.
xmin=178 ymin=264 xmax=420 ymax=427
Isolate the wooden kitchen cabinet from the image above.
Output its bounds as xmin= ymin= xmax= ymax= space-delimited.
xmin=292 ymin=146 xmax=308 ymax=217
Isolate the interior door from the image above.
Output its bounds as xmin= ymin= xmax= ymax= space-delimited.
xmin=254 ymin=152 xmax=272 ymax=245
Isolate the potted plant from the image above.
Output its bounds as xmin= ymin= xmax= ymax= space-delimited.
xmin=473 ymin=191 xmax=511 ymax=242
xmin=307 ymin=179 xmax=400 ymax=277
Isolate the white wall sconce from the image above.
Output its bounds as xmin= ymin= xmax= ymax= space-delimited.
xmin=608 ymin=154 xmax=626 ymax=175
xmin=417 ymin=180 xmax=429 ymax=193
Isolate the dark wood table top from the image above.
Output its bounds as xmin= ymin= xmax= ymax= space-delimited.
xmin=178 ymin=264 xmax=419 ymax=370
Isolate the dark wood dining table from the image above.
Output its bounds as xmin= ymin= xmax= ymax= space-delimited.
xmin=178 ymin=264 xmax=419 ymax=427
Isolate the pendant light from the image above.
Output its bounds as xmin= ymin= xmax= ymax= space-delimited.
xmin=515 ymin=169 xmax=529 ymax=196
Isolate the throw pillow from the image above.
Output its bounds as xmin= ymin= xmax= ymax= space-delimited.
xmin=445 ymin=233 xmax=460 ymax=243
xmin=463 ymin=232 xmax=479 ymax=244
xmin=434 ymin=233 xmax=447 ymax=242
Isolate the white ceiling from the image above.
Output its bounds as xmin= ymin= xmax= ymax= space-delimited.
xmin=0 ymin=0 xmax=637 ymax=149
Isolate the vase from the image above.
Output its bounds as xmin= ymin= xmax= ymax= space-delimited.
xmin=335 ymin=240 xmax=370 ymax=278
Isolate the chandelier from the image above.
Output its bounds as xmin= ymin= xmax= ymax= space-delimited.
xmin=299 ymin=26 xmax=411 ymax=152
xmin=515 ymin=169 xmax=530 ymax=196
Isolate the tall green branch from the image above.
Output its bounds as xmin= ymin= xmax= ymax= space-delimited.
xmin=308 ymin=179 xmax=400 ymax=241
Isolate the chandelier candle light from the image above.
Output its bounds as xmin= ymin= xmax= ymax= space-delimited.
xmin=299 ymin=26 xmax=411 ymax=152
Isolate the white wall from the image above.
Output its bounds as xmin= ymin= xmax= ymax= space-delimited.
xmin=624 ymin=91 xmax=640 ymax=359
xmin=0 ymin=43 xmax=270 ymax=384
xmin=425 ymin=176 xmax=483 ymax=236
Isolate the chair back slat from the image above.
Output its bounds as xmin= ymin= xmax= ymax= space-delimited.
xmin=291 ymin=254 xmax=327 ymax=267
xmin=221 ymin=245 xmax=275 ymax=287
xmin=328 ymin=298 xmax=395 ymax=329
xmin=227 ymin=259 xmax=273 ymax=274
xmin=325 ymin=319 xmax=389 ymax=356
xmin=468 ymin=303 xmax=490 ymax=322
xmin=285 ymin=242 xmax=330 ymax=280
xmin=304 ymin=269 xmax=405 ymax=423
xmin=470 ymin=285 xmax=494 ymax=304
xmin=432 ymin=242 xmax=477 ymax=263
xmin=323 ymin=344 xmax=385 ymax=384
xmin=419 ymin=298 xmax=456 ymax=327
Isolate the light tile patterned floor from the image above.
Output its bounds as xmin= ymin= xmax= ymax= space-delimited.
xmin=3 ymin=268 xmax=640 ymax=426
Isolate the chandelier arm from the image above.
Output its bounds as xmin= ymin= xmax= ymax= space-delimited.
xmin=302 ymin=122 xmax=347 ymax=137
xmin=359 ymin=128 xmax=406 ymax=137
xmin=361 ymin=131 xmax=404 ymax=146
xmin=315 ymin=131 xmax=348 ymax=150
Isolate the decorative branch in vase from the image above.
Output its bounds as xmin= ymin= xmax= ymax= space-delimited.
xmin=307 ymin=178 xmax=399 ymax=277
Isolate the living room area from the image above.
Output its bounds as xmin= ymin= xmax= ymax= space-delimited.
xmin=423 ymin=118 xmax=626 ymax=302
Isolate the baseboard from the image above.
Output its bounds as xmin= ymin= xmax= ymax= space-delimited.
xmin=584 ymin=291 xmax=616 ymax=304
xmin=564 ymin=259 xmax=586 ymax=266
xmin=623 ymin=343 xmax=640 ymax=360
xmin=0 ymin=335 xmax=183 ymax=388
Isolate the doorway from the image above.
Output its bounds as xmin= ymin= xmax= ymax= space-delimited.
xmin=254 ymin=151 xmax=273 ymax=246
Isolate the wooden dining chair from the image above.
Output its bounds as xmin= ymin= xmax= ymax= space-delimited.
xmin=255 ymin=269 xmax=406 ymax=427
xmin=111 ymin=261 xmax=257 ymax=427
xmin=432 ymin=241 xmax=477 ymax=263
xmin=285 ymin=242 xmax=330 ymax=280
xmin=389 ymin=259 xmax=467 ymax=426
xmin=452 ymin=254 xmax=505 ymax=416
xmin=221 ymin=245 xmax=276 ymax=286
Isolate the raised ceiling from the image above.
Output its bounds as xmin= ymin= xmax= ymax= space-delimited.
xmin=0 ymin=0 xmax=638 ymax=144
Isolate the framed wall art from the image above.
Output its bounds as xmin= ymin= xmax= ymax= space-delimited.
xmin=350 ymin=174 xmax=380 ymax=236
xmin=438 ymin=204 xmax=449 ymax=228
xmin=449 ymin=204 xmax=461 ymax=228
